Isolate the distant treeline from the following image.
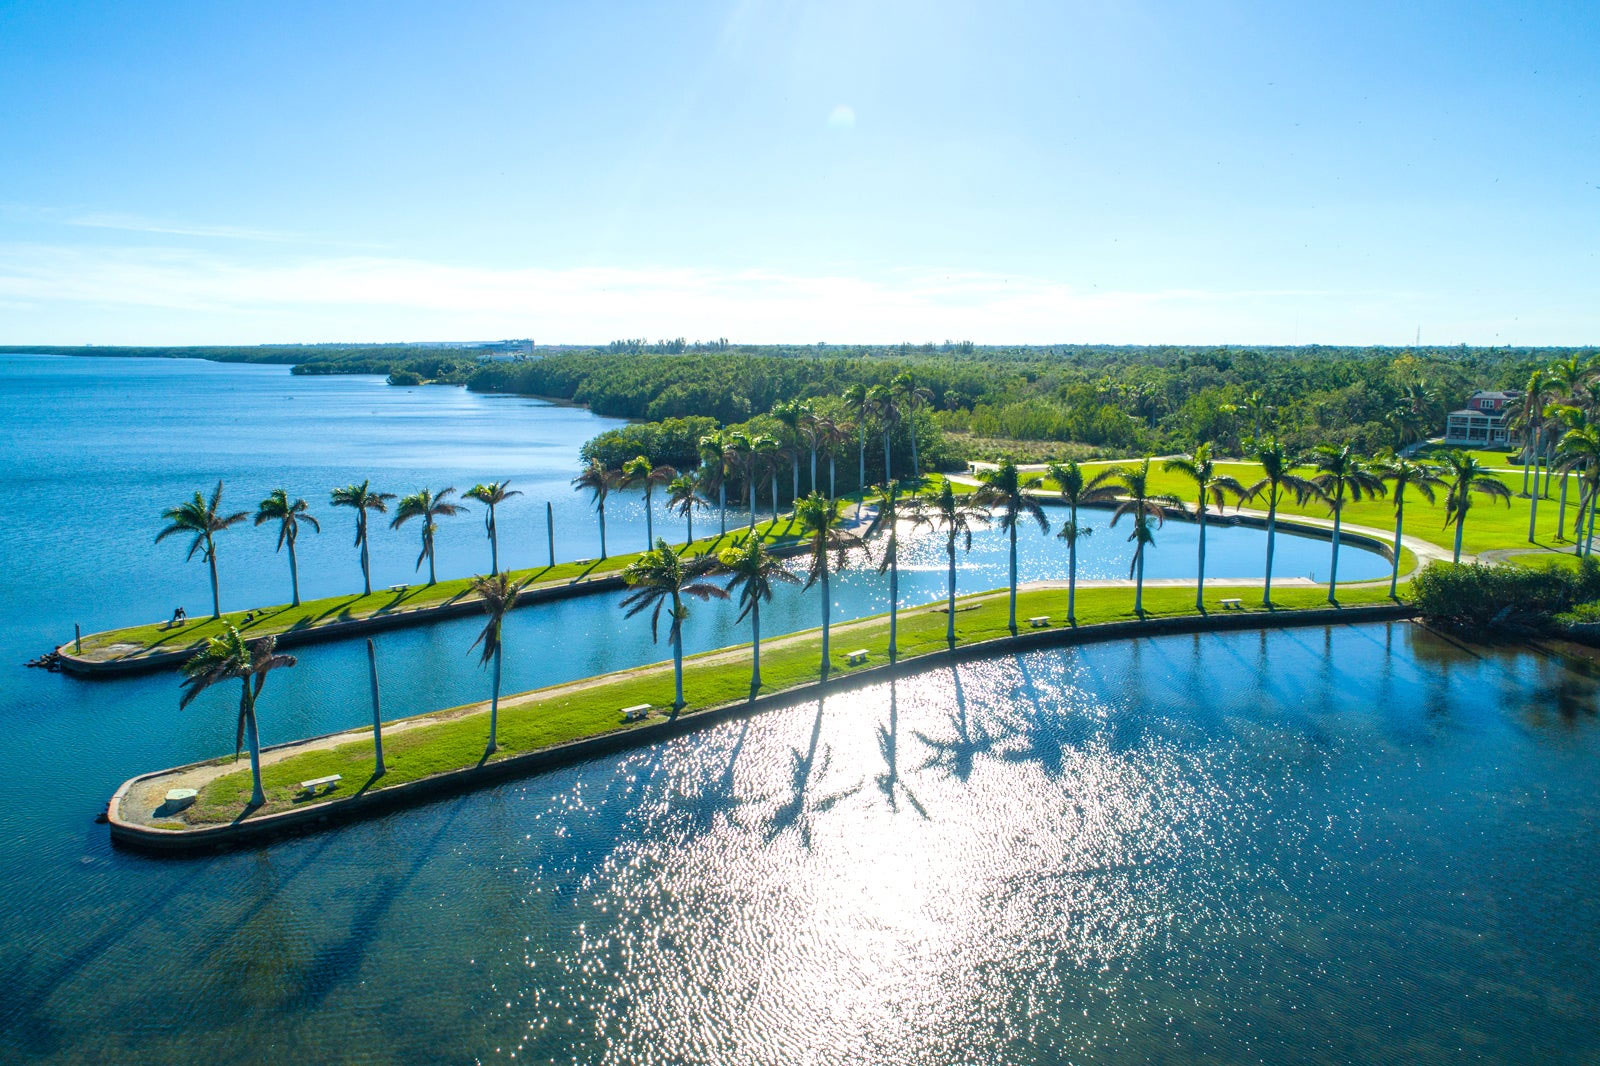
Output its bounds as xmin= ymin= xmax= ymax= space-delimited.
xmin=0 ymin=343 xmax=527 ymax=385
xmin=469 ymin=343 xmax=1597 ymax=461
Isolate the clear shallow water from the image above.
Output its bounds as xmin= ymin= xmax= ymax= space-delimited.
xmin=2 ymin=355 xmax=1595 ymax=1064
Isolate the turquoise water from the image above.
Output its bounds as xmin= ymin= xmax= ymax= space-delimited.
xmin=2 ymin=355 xmax=1596 ymax=1063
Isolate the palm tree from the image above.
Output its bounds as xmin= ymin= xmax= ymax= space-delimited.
xmin=1089 ymin=458 xmax=1182 ymax=616
xmin=723 ymin=431 xmax=758 ymax=531
xmin=465 ymin=480 xmax=522 ymax=576
xmin=894 ymin=371 xmax=934 ymax=476
xmin=870 ymin=483 xmax=926 ymax=661
xmin=1221 ymin=389 xmax=1274 ymax=441
xmin=928 ymin=479 xmax=990 ymax=646
xmin=973 ymin=459 xmax=1049 ymax=633
xmin=794 ymin=493 xmax=864 ymax=680
xmin=390 ymin=487 xmax=465 ymax=586
xmin=698 ymin=431 xmax=732 ymax=535
xmin=1046 ymin=460 xmax=1116 ymax=624
xmin=1377 ymin=457 xmax=1443 ymax=597
xmin=1303 ymin=445 xmax=1386 ymax=603
xmin=620 ymin=540 xmax=728 ymax=709
xmin=179 ymin=624 xmax=296 ymax=807
xmin=1514 ymin=369 xmax=1550 ymax=498
xmin=622 ymin=456 xmax=678 ymax=550
xmin=798 ymin=406 xmax=824 ymax=494
xmin=157 ymin=481 xmax=248 ymax=619
xmin=253 ymin=489 xmax=320 ymax=607
xmin=666 ymin=473 xmax=709 ymax=544
xmin=752 ymin=434 xmax=782 ymax=524
xmin=844 ymin=384 xmax=872 ymax=515
xmin=815 ymin=414 xmax=850 ymax=499
xmin=1440 ymin=451 xmax=1512 ymax=563
xmin=771 ymin=399 xmax=809 ymax=503
xmin=468 ymin=571 xmax=525 ymax=754
xmin=572 ymin=459 xmax=624 ymax=560
xmin=1241 ymin=437 xmax=1316 ymax=607
xmin=330 ymin=480 xmax=395 ymax=596
xmin=716 ymin=533 xmax=800 ymax=690
xmin=1163 ymin=444 xmax=1247 ymax=611
xmin=867 ymin=384 xmax=902 ymax=485
xmin=1558 ymin=426 xmax=1600 ymax=556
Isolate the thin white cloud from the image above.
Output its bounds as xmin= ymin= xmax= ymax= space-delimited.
xmin=64 ymin=212 xmax=308 ymax=243
xmin=0 ymin=242 xmax=1560 ymax=345
xmin=827 ymin=104 xmax=856 ymax=129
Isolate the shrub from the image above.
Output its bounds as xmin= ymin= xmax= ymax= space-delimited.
xmin=1411 ymin=558 xmax=1600 ymax=631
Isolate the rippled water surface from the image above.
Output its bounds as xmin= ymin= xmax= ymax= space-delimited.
xmin=3 ymin=356 xmax=1597 ymax=1064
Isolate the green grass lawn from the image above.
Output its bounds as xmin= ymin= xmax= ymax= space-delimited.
xmin=80 ymin=514 xmax=815 ymax=658
xmin=186 ymin=578 xmax=1399 ymax=824
xmin=1032 ymin=458 xmax=1581 ymax=559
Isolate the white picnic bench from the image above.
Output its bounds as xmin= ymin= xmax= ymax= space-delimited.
xmin=621 ymin=703 xmax=651 ymax=722
xmin=846 ymin=649 xmax=869 ymax=665
xmin=299 ymin=774 xmax=342 ymax=795
xmin=1219 ymin=598 xmax=1243 ymax=610
xmin=1028 ymin=616 xmax=1049 ymax=628
xmin=387 ymin=584 xmax=408 ymax=593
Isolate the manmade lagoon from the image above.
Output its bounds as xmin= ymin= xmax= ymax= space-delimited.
xmin=1 ymin=354 xmax=1596 ymax=1064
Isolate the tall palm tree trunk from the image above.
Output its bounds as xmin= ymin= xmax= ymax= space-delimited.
xmin=1007 ymin=522 xmax=1018 ymax=633
xmin=749 ymin=602 xmax=762 ymax=689
xmin=820 ymin=568 xmax=831 ymax=681
xmin=1328 ymin=510 xmax=1342 ymax=604
xmin=242 ymin=695 xmax=265 ymax=806
xmin=909 ymin=420 xmax=920 ymax=477
xmin=887 ymin=531 xmax=899 ymax=661
xmin=487 ymin=643 xmax=502 ymax=752
xmin=770 ymin=473 xmax=779 ymax=523
xmin=1588 ymin=493 xmax=1598 ymax=556
xmin=1558 ymin=472 xmax=1570 ymax=538
xmin=598 ymin=502 xmax=608 ymax=559
xmin=1134 ymin=545 xmax=1145 ymax=615
xmin=946 ymin=535 xmax=958 ymax=647
xmin=1194 ymin=496 xmax=1207 ymax=612
xmin=1528 ymin=474 xmax=1541 ymax=541
xmin=644 ymin=489 xmax=654 ymax=548
xmin=810 ymin=449 xmax=818 ymax=494
xmin=829 ymin=455 xmax=836 ymax=499
xmin=1262 ymin=499 xmax=1277 ymax=608
xmin=882 ymin=432 xmax=892 ymax=486
xmin=685 ymin=509 xmax=693 ymax=545
xmin=792 ymin=460 xmax=799 ymax=506
xmin=1453 ymin=516 xmax=1466 ymax=563
xmin=359 ymin=516 xmax=373 ymax=596
xmin=488 ymin=506 xmax=500 ymax=575
xmin=287 ymin=535 xmax=301 ymax=607
xmin=857 ymin=434 xmax=866 ymax=516
xmin=426 ymin=533 xmax=437 ymax=585
xmin=206 ymin=537 xmax=221 ymax=619
xmin=1389 ymin=495 xmax=1404 ymax=599
xmin=671 ymin=626 xmax=685 ymax=709
xmin=1067 ymin=502 xmax=1078 ymax=625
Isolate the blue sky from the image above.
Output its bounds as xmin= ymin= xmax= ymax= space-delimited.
xmin=1 ymin=0 xmax=1595 ymax=345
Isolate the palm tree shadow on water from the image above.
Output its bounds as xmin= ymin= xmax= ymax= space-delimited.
xmin=762 ymin=696 xmax=861 ymax=847
xmin=875 ymin=679 xmax=928 ymax=817
xmin=915 ymin=665 xmax=999 ymax=783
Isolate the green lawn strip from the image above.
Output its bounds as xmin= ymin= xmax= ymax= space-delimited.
xmin=80 ymin=515 xmax=811 ymax=658
xmin=1034 ymin=460 xmax=1579 ymax=557
xmin=186 ymin=578 xmax=1399 ymax=825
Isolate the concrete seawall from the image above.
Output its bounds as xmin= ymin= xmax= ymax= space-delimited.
xmin=108 ymin=601 xmax=1416 ymax=855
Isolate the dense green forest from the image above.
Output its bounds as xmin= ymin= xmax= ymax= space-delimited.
xmin=13 ymin=341 xmax=1597 ymax=480
xmin=471 ymin=343 xmax=1594 ymax=475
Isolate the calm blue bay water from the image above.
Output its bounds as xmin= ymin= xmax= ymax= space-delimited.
xmin=1 ymin=354 xmax=1596 ymax=1064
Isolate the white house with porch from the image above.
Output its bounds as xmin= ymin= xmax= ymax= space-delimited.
xmin=1443 ymin=390 xmax=1519 ymax=446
